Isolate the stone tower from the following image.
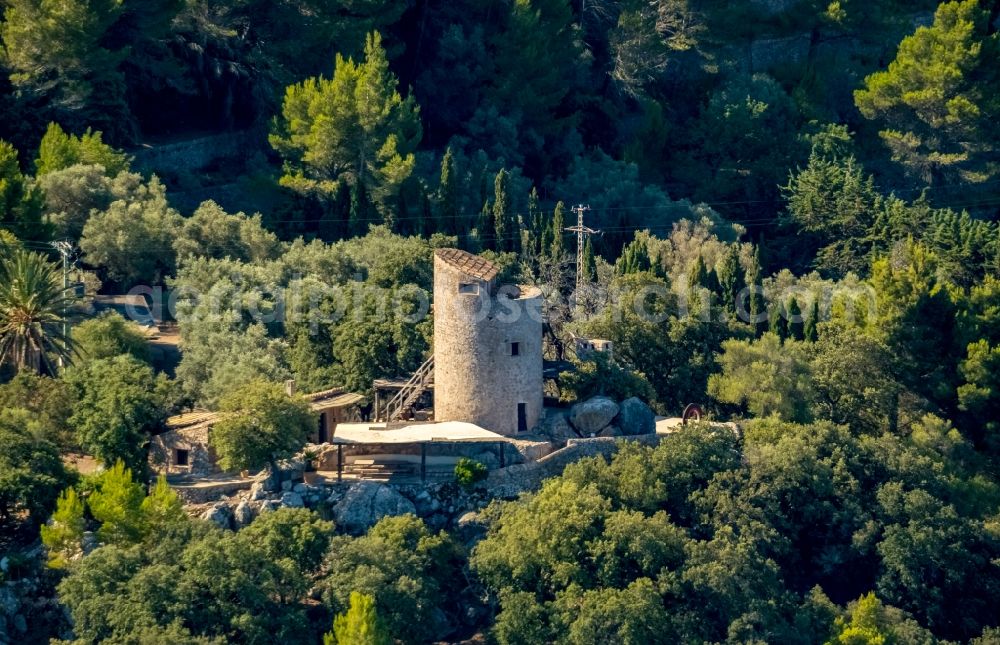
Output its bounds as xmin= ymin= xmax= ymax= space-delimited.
xmin=433 ymin=248 xmax=544 ymax=436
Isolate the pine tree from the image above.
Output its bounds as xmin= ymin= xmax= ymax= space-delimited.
xmin=87 ymin=461 xmax=146 ymax=547
xmin=140 ymin=474 xmax=185 ymax=532
xmin=854 ymin=0 xmax=1000 ymax=184
xmin=324 ymin=591 xmax=391 ymax=645
xmin=804 ymin=299 xmax=820 ymax=342
xmin=40 ymin=487 xmax=85 ymax=569
xmin=271 ymin=31 xmax=421 ymax=212
xmin=35 ymin=123 xmax=131 ymax=176
xmin=583 ymin=236 xmax=597 ymax=282
xmin=788 ymin=297 xmax=805 ymax=341
xmin=550 ymin=201 xmax=566 ymax=260
xmin=437 ymin=147 xmax=460 ymax=235
xmin=0 ymin=141 xmax=48 ymax=241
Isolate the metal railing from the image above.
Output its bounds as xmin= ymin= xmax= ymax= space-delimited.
xmin=380 ymin=356 xmax=434 ymax=422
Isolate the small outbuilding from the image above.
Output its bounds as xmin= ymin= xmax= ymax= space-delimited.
xmin=150 ymin=385 xmax=366 ymax=476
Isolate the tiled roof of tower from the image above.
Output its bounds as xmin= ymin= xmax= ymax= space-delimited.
xmin=435 ymin=248 xmax=500 ymax=281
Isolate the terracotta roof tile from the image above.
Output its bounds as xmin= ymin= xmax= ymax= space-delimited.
xmin=435 ymin=248 xmax=499 ymax=281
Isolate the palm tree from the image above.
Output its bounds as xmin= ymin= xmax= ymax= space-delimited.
xmin=0 ymin=249 xmax=75 ymax=374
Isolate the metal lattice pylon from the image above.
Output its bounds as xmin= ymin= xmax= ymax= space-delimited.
xmin=565 ymin=204 xmax=599 ymax=292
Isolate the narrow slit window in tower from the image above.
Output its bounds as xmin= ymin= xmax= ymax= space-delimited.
xmin=510 ymin=342 xmax=520 ymax=356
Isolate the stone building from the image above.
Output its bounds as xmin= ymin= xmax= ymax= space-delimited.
xmin=151 ymin=386 xmax=365 ymax=476
xmin=433 ymin=248 xmax=544 ymax=436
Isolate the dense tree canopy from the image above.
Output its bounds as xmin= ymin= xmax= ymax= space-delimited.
xmin=209 ymin=379 xmax=315 ymax=472
xmin=3 ymin=1 xmax=1000 ymax=643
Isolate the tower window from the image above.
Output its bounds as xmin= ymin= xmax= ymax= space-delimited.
xmin=459 ymin=282 xmax=479 ymax=295
xmin=510 ymin=342 xmax=520 ymax=356
xmin=175 ymin=449 xmax=189 ymax=466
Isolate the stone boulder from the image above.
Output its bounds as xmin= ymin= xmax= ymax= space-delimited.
xmin=280 ymin=491 xmax=305 ymax=508
xmin=539 ymin=413 xmax=580 ymax=443
xmin=332 ymin=482 xmax=417 ymax=534
xmin=233 ymin=501 xmax=255 ymax=528
xmin=569 ymin=396 xmax=620 ymax=435
xmin=616 ymin=397 xmax=656 ymax=435
xmin=597 ymin=425 xmax=622 ymax=438
xmin=201 ymin=503 xmax=233 ymax=529
xmin=412 ymin=489 xmax=441 ymax=517
xmin=253 ymin=469 xmax=279 ymax=494
xmin=455 ymin=511 xmax=488 ymax=544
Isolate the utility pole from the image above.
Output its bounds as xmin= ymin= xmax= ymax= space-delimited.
xmin=565 ymin=204 xmax=599 ymax=292
xmin=51 ymin=240 xmax=75 ymax=369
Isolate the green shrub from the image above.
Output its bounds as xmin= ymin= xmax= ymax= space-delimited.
xmin=454 ymin=458 xmax=488 ymax=489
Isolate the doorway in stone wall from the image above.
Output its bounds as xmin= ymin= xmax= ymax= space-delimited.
xmin=517 ymin=402 xmax=527 ymax=433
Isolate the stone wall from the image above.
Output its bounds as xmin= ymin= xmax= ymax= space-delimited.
xmin=433 ymin=251 xmax=544 ymax=436
xmin=149 ymin=425 xmax=216 ymax=476
xmin=132 ymin=131 xmax=257 ymax=175
xmin=485 ymin=434 xmax=663 ymax=498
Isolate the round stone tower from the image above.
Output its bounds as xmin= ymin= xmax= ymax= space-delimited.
xmin=433 ymin=248 xmax=544 ymax=436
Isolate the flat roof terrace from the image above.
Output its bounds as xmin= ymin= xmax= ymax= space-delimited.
xmin=329 ymin=421 xmax=509 ymax=444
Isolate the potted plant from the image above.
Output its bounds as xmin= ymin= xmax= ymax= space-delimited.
xmin=303 ymin=448 xmax=320 ymax=484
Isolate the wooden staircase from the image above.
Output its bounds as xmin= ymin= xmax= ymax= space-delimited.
xmin=378 ymin=356 xmax=434 ymax=422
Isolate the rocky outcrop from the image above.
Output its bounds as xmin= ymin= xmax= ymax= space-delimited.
xmin=569 ymin=397 xmax=620 ymax=435
xmin=331 ymin=482 xmax=417 ymax=534
xmin=616 ymin=397 xmax=656 ymax=436
xmin=200 ymin=503 xmax=233 ymax=530
xmin=597 ymin=425 xmax=622 ymax=438
xmin=538 ymin=413 xmax=580 ymax=445
xmin=232 ymin=501 xmax=254 ymax=528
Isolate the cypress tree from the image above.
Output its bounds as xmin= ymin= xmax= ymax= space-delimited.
xmin=788 ymin=297 xmax=804 ymax=341
xmin=493 ymin=169 xmax=513 ymax=252
xmin=437 ymin=147 xmax=460 ymax=235
xmin=688 ymin=255 xmax=709 ymax=293
xmin=804 ymin=299 xmax=820 ymax=342
xmin=583 ymin=236 xmax=597 ymax=282
xmin=527 ymin=187 xmax=542 ymax=256
xmin=749 ymin=289 xmax=767 ymax=335
xmin=550 ymin=201 xmax=566 ymax=260
xmin=348 ymin=182 xmax=371 ymax=238
xmin=478 ymin=199 xmax=495 ymax=250
xmin=746 ymin=246 xmax=767 ymax=335
xmin=614 ymin=243 xmax=631 ymax=275
xmin=717 ymin=245 xmax=744 ymax=314
xmin=769 ymin=300 xmax=788 ymax=340
xmin=615 ymin=239 xmax=652 ymax=275
xmin=651 ymin=255 xmax=667 ymax=280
